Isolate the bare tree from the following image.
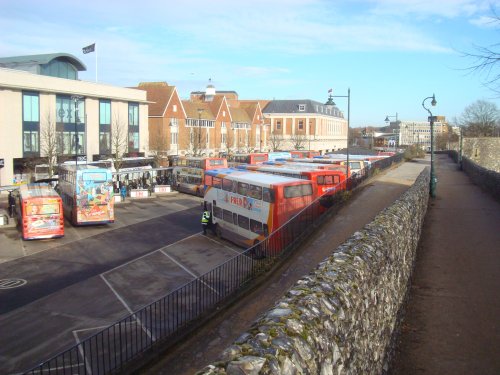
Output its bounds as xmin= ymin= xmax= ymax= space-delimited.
xmin=436 ymin=125 xmax=460 ymax=150
xmin=149 ymin=125 xmax=169 ymax=167
xmin=269 ymin=131 xmax=284 ymax=151
xmin=189 ymin=125 xmax=206 ymax=156
xmin=40 ymin=113 xmax=58 ymax=177
xmin=458 ymin=100 xmax=499 ymax=137
xmin=111 ymin=114 xmax=128 ymax=171
xmin=290 ymin=133 xmax=307 ymax=150
xmin=462 ymin=9 xmax=500 ymax=95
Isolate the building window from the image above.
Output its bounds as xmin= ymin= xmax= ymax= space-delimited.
xmin=298 ymin=104 xmax=305 ymax=111
xmin=22 ymin=92 xmax=40 ymax=155
xmin=276 ymin=121 xmax=281 ymax=130
xmin=171 ymin=132 xmax=178 ymax=145
xmin=128 ymin=103 xmax=139 ymax=152
xmin=173 ymin=104 xmax=177 ymax=112
xmin=56 ymin=96 xmax=85 ymax=156
xmin=99 ymin=100 xmax=111 ymax=155
xmin=298 ymin=120 xmax=304 ymax=130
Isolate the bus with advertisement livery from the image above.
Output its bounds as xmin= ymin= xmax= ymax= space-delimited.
xmin=203 ymin=168 xmax=317 ymax=250
xmin=57 ymin=164 xmax=114 ymax=225
xmin=171 ymin=157 xmax=227 ymax=196
xmin=15 ymin=183 xmax=64 ymax=240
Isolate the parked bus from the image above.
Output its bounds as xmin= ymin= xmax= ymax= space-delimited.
xmin=15 ymin=183 xmax=64 ymax=240
xmin=203 ymin=168 xmax=317 ymax=250
xmin=227 ymin=153 xmax=268 ymax=167
xmin=236 ymin=164 xmax=347 ymax=203
xmin=290 ymin=150 xmax=320 ymax=158
xmin=267 ymin=151 xmax=292 ymax=161
xmin=171 ymin=157 xmax=227 ymax=196
xmin=285 ymin=157 xmax=365 ymax=176
xmin=57 ymin=164 xmax=115 ymax=225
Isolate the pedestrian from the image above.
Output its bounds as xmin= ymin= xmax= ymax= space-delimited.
xmin=120 ymin=184 xmax=127 ymax=202
xmin=201 ymin=205 xmax=211 ymax=235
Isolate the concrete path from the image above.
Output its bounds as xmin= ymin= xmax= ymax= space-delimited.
xmin=145 ymin=159 xmax=429 ymax=375
xmin=390 ymin=154 xmax=500 ymax=375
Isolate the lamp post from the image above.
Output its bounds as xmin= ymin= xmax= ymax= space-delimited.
xmin=197 ymin=108 xmax=203 ymax=156
xmin=384 ymin=112 xmax=398 ymax=124
xmin=325 ymin=88 xmax=350 ymax=179
xmin=422 ymin=94 xmax=437 ymax=197
xmin=71 ymin=95 xmax=83 ymax=168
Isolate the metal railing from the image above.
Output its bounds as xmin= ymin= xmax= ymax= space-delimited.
xmin=22 ymin=153 xmax=402 ymax=375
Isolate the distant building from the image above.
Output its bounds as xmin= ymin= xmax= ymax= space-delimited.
xmin=398 ymin=116 xmax=448 ymax=151
xmin=262 ymin=98 xmax=348 ymax=152
xmin=0 ymin=53 xmax=148 ymax=187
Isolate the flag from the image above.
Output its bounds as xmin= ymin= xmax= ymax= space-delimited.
xmin=82 ymin=43 xmax=95 ymax=54
xmin=328 ymin=88 xmax=332 ymax=93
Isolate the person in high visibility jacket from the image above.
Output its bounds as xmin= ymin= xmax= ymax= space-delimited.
xmin=201 ymin=209 xmax=211 ymax=235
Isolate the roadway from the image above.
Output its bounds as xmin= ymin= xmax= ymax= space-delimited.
xmin=0 ymin=193 xmax=243 ymax=374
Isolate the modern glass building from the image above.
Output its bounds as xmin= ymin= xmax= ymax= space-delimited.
xmin=0 ymin=53 xmax=149 ymax=187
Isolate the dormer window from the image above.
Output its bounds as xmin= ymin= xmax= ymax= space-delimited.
xmin=298 ymin=104 xmax=306 ymax=112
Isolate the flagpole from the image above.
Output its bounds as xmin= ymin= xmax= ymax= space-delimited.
xmin=95 ymin=43 xmax=98 ymax=82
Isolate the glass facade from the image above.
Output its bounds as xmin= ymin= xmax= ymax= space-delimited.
xmin=40 ymin=58 xmax=77 ymax=80
xmin=99 ymin=100 xmax=111 ymax=154
xmin=22 ymin=92 xmax=40 ymax=155
xmin=128 ymin=103 xmax=139 ymax=152
xmin=56 ymin=96 xmax=85 ymax=156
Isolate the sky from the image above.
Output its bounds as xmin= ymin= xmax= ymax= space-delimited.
xmin=1 ymin=0 xmax=499 ymax=127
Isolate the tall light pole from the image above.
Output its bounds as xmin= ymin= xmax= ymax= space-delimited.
xmin=71 ymin=95 xmax=83 ymax=168
xmin=422 ymin=94 xmax=437 ymax=197
xmin=384 ymin=112 xmax=398 ymax=124
xmin=326 ymin=88 xmax=350 ymax=179
xmin=197 ymin=108 xmax=203 ymax=156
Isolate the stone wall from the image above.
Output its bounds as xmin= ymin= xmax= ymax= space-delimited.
xmin=461 ymin=157 xmax=500 ymax=202
xmin=449 ymin=137 xmax=500 ymax=172
xmin=198 ymin=169 xmax=430 ymax=375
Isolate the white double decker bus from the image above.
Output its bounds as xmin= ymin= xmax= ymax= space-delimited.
xmin=203 ymin=168 xmax=317 ymax=251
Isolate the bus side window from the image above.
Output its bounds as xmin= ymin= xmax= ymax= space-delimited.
xmin=213 ymin=177 xmax=221 ymax=188
xmin=250 ymin=219 xmax=262 ymax=234
xmin=222 ymin=178 xmax=233 ymax=192
xmin=205 ymin=175 xmax=212 ymax=186
xmin=238 ymin=182 xmax=249 ymax=196
xmin=325 ymin=175 xmax=333 ymax=184
xmin=263 ymin=224 xmax=269 ymax=236
xmin=238 ymin=215 xmax=249 ymax=230
xmin=223 ymin=209 xmax=233 ymax=223
xmin=317 ymin=176 xmax=324 ymax=185
xmin=232 ymin=213 xmax=238 ymax=226
xmin=214 ymin=206 xmax=222 ymax=219
xmin=263 ymin=187 xmax=273 ymax=202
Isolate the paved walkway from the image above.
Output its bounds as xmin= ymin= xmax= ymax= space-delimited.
xmin=390 ymin=154 xmax=500 ymax=374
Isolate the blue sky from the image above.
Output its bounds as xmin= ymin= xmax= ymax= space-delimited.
xmin=1 ymin=0 xmax=499 ymax=127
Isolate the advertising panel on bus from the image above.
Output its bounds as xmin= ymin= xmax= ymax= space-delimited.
xmin=58 ymin=164 xmax=114 ymax=225
xmin=16 ymin=183 xmax=64 ymax=240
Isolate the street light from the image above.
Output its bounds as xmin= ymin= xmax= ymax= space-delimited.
xmin=422 ymin=94 xmax=437 ymax=198
xmin=197 ymin=108 xmax=204 ymax=156
xmin=71 ymin=95 xmax=83 ymax=167
xmin=325 ymin=88 xmax=350 ymax=179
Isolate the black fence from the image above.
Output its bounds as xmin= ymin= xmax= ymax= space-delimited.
xmin=22 ymin=153 xmax=402 ymax=375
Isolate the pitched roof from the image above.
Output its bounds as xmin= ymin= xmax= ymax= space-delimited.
xmin=0 ymin=53 xmax=86 ymax=71
xmin=136 ymin=82 xmax=175 ymax=117
xmin=229 ymin=107 xmax=252 ymax=123
xmin=182 ymin=101 xmax=215 ymax=119
xmin=263 ymin=99 xmax=344 ymax=118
